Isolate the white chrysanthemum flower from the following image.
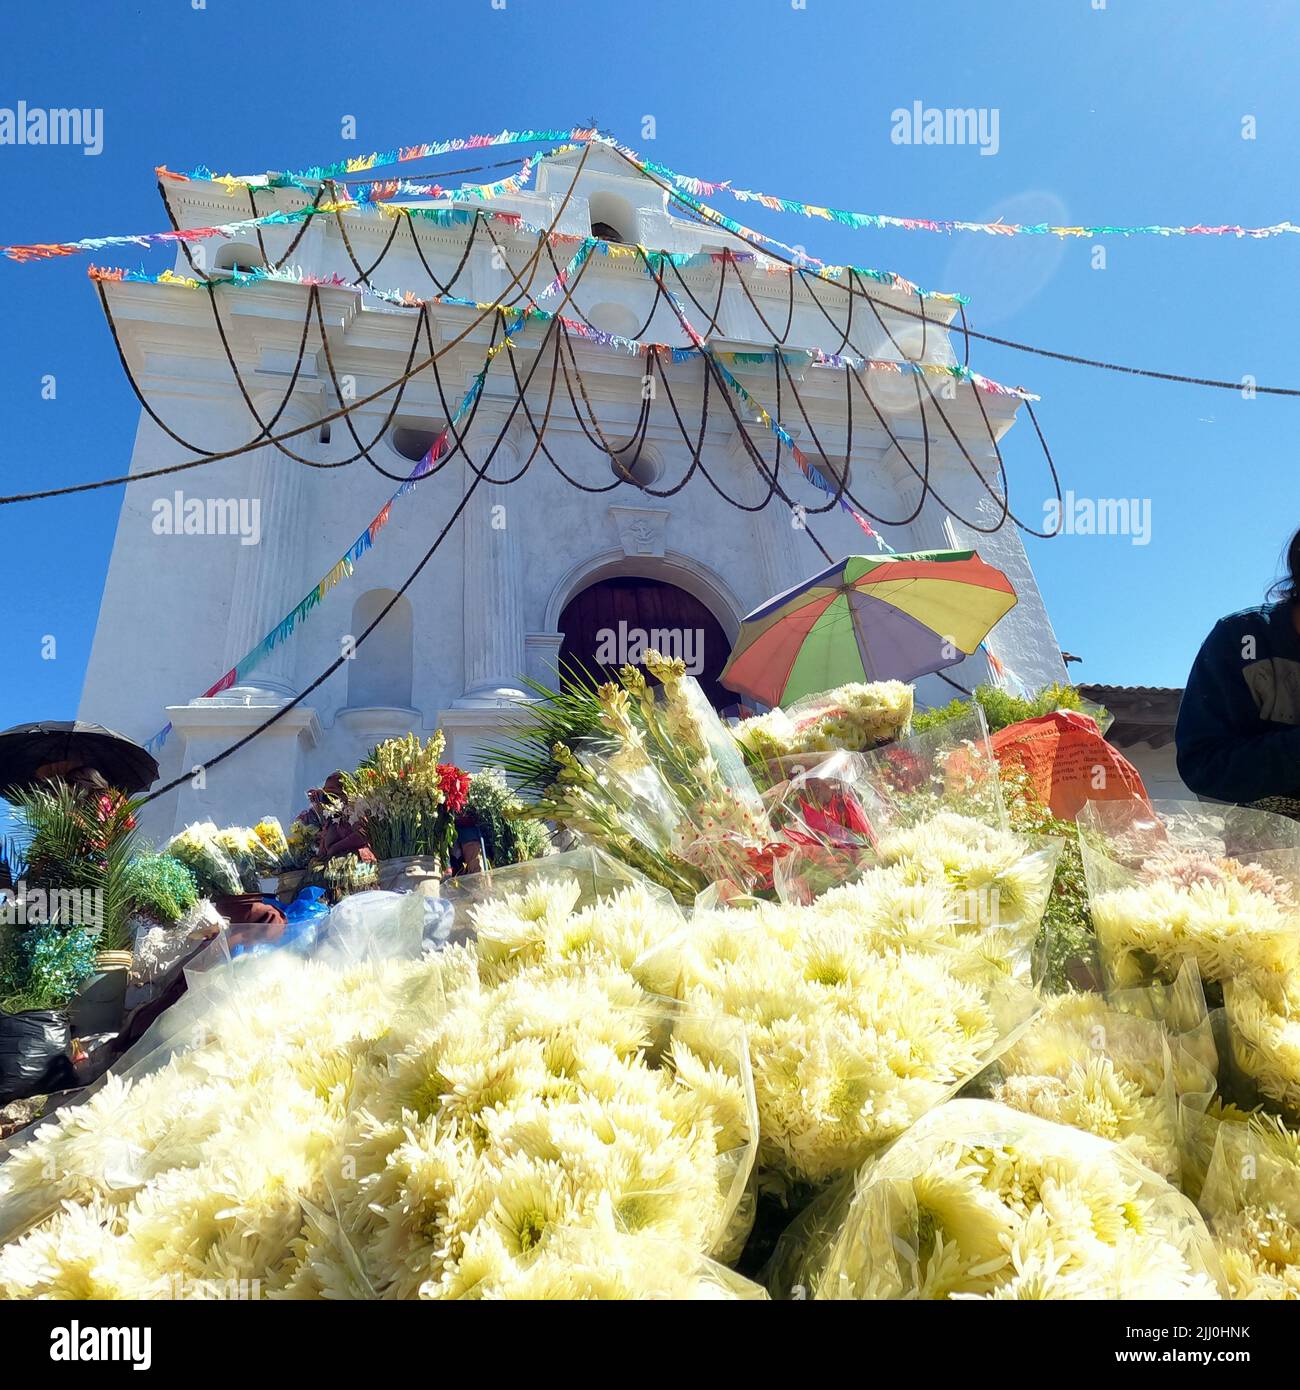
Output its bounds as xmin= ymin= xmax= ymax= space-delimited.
xmin=0 ymin=1198 xmax=140 ymax=1300
xmin=670 ymin=906 xmax=1028 ymax=1188
xmin=876 ymin=813 xmax=1050 ymax=922
xmin=469 ymin=878 xmax=587 ymax=975
xmin=803 ymin=1101 xmax=1223 ymax=1301
xmin=1093 ymin=875 xmax=1300 ymax=990
xmin=1200 ymin=1110 xmax=1300 ymax=1300
xmin=986 ymin=994 xmax=1184 ymax=1179
xmin=1225 ymin=970 xmax=1300 ymax=1113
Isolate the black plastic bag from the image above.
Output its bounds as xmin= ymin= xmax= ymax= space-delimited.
xmin=0 ymin=1009 xmax=77 ymax=1105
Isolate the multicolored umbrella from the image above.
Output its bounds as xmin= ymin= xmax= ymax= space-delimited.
xmin=720 ymin=550 xmax=1017 ymax=708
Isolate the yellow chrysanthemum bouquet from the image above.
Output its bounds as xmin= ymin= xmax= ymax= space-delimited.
xmin=1198 ymin=1108 xmax=1300 ymax=1300
xmin=1081 ymin=799 xmax=1300 ymax=997
xmin=732 ymin=680 xmax=914 ymax=771
xmin=1225 ymin=969 xmax=1300 ymax=1118
xmin=774 ymin=1100 xmax=1224 ymax=1300
xmin=463 ymin=848 xmax=1039 ymax=1199
xmin=966 ymin=962 xmax=1217 ymax=1183
xmin=0 ymin=899 xmax=766 ymax=1300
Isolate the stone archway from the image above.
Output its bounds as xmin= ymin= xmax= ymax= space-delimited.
xmin=558 ymin=575 xmax=734 ymax=710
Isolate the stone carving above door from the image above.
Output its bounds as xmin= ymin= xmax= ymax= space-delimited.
xmin=609 ymin=505 xmax=670 ymax=558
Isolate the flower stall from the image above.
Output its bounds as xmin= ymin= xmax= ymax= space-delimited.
xmin=3 ymin=668 xmax=1300 ymax=1303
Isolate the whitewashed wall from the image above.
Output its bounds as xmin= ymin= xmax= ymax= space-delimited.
xmin=80 ymin=147 xmax=1066 ymax=838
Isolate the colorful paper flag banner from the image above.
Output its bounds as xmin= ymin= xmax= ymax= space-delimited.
xmin=642 ymin=152 xmax=1300 ymax=241
xmin=186 ymin=126 xmax=1298 ymax=242
xmin=172 ymin=126 xmax=599 ymax=193
xmin=139 ymin=234 xmax=593 ymax=755
xmin=89 ymin=253 xmax=1032 ymax=399
xmin=10 ymin=149 xmax=971 ymax=309
xmin=2 ymin=154 xmax=545 ymax=263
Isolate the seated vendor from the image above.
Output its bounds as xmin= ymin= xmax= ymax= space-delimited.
xmin=314 ymin=771 xmax=376 ymax=864
xmin=1175 ymin=525 xmax=1300 ymax=816
xmin=454 ymin=811 xmax=494 ymax=875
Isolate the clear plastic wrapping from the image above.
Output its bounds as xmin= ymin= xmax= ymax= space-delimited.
xmin=667 ymin=910 xmax=1039 ymax=1191
xmin=0 ymin=880 xmax=760 ymax=1299
xmin=1223 ymin=969 xmax=1300 ymax=1120
xmin=965 ymin=962 xmax=1217 ymax=1185
xmin=1198 ymin=1108 xmax=1300 ymax=1300
xmin=776 ymin=1099 xmax=1224 ymax=1300
xmin=451 ymin=855 xmax=1040 ymax=1194
xmin=163 ymin=822 xmax=244 ymax=898
xmin=732 ymin=680 xmax=914 ymax=776
xmin=1080 ymin=798 xmax=1300 ymax=995
xmin=537 ymin=665 xmax=782 ymax=903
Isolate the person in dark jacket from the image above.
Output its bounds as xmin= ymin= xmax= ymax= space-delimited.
xmin=1175 ymin=527 xmax=1300 ymax=814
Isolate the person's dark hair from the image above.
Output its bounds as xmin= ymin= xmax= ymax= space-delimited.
xmin=66 ymin=767 xmax=111 ymax=795
xmin=1268 ymin=527 xmax=1300 ymax=604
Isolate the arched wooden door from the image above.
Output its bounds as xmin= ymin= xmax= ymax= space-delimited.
xmin=558 ymin=576 xmax=733 ymax=710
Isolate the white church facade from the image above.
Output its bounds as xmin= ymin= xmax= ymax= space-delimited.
xmin=78 ymin=144 xmax=1067 ymax=836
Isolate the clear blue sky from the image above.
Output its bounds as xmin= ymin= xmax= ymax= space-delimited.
xmin=1 ymin=0 xmax=1296 ymax=738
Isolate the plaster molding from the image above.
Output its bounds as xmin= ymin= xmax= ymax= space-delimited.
xmin=544 ymin=546 xmax=744 ymax=640
xmin=609 ymin=504 xmax=670 ymax=558
xmin=165 ymin=701 xmax=322 ymax=748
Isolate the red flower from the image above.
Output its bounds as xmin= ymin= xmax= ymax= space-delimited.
xmin=881 ymin=746 xmax=927 ymax=794
xmin=437 ymin=764 xmax=472 ymax=815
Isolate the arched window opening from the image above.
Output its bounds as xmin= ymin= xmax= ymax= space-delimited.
xmin=588 ymin=191 xmax=638 ymax=247
xmin=213 ymin=241 xmax=265 ymax=274
xmin=346 ymin=589 xmax=414 ymax=709
xmin=817 ymin=454 xmax=852 ymax=492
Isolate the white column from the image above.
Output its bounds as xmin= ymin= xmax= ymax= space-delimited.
xmin=221 ymin=395 xmax=314 ymax=701
xmin=455 ymin=415 xmax=529 ymax=705
xmin=161 ymin=395 xmax=323 ymax=833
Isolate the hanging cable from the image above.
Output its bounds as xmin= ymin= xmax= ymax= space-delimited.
xmin=2 ymin=145 xmax=599 ymax=504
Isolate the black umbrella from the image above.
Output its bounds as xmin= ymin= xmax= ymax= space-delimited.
xmin=0 ymin=721 xmax=159 ymax=798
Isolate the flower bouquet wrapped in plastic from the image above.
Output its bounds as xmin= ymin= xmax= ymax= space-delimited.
xmin=251 ymin=817 xmax=289 ymax=869
xmin=209 ymin=820 xmax=289 ymax=890
xmin=665 ymin=906 xmax=1039 ymax=1193
xmin=760 ymin=750 xmax=881 ymax=906
xmin=965 ymin=964 xmax=1217 ymax=1183
xmin=774 ymin=1100 xmax=1224 ymax=1300
xmin=162 ymin=822 xmax=243 ymax=899
xmin=454 ymin=853 xmax=1038 ymax=1196
xmin=0 ymin=880 xmax=762 ymax=1299
xmin=851 ymin=706 xmax=1007 ymax=832
xmin=534 ymin=655 xmax=785 ymax=903
xmin=323 ymin=964 xmax=760 ymax=1292
xmin=1224 ymin=969 xmax=1300 ymax=1119
xmin=1080 ymin=799 xmax=1300 ymax=997
xmin=732 ymin=680 xmax=914 ymax=778
xmin=759 ymin=711 xmax=1049 ymax=924
xmin=1198 ymin=1108 xmax=1300 ymax=1300
xmin=443 ymin=846 xmax=687 ymax=975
